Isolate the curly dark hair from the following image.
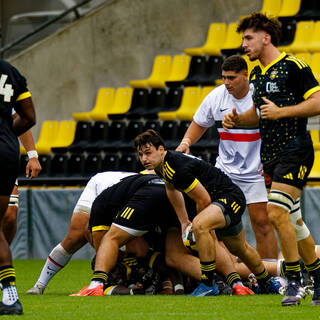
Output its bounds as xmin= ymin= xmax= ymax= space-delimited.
xmin=222 ymin=55 xmax=248 ymax=73
xmin=237 ymin=12 xmax=282 ymax=46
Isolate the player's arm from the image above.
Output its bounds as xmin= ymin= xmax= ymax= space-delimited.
xmin=260 ymin=91 xmax=320 ymax=120
xmin=165 ymin=181 xmax=191 ymax=233
xmin=176 ymin=121 xmax=207 ymax=153
xmin=185 ymin=181 xmax=211 ymax=213
xmin=222 ymin=105 xmax=258 ymax=130
xmin=13 ymin=97 xmax=36 ymax=136
xmin=12 ymin=112 xmax=42 ymax=178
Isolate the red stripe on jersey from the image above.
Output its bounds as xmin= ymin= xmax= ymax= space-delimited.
xmin=219 ymin=132 xmax=261 ymax=141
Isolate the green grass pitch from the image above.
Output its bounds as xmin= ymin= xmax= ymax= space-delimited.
xmin=6 ymin=260 xmax=320 ymax=319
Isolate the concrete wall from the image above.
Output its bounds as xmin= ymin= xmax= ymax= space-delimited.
xmin=8 ymin=0 xmax=262 ymax=139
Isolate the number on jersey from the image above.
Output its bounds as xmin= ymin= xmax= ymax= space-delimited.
xmin=0 ymin=74 xmax=14 ymax=102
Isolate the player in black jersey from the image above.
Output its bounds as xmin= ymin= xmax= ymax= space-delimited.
xmin=71 ymin=174 xmax=183 ymax=296
xmin=134 ymin=129 xmax=279 ymax=297
xmin=223 ymin=12 xmax=320 ymax=306
xmin=0 ymin=59 xmax=36 ymax=315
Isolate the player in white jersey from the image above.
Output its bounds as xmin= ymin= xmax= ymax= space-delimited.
xmin=26 ymin=171 xmax=138 ymax=294
xmin=177 ymin=55 xmax=278 ymax=259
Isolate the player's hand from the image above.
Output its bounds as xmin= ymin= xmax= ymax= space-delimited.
xmin=181 ymin=220 xmax=192 ymax=238
xmin=26 ymin=158 xmax=42 ymax=178
xmin=260 ymin=97 xmax=281 ymax=120
xmin=222 ymin=108 xmax=239 ymax=130
xmin=176 ymin=142 xmax=190 ymax=154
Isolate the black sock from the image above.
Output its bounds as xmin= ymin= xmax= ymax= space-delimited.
xmin=200 ymin=260 xmax=216 ymax=287
xmin=91 ymin=270 xmax=109 ymax=289
xmin=0 ymin=265 xmax=16 ymax=288
xmin=284 ymin=261 xmax=301 ymax=281
xmin=226 ymin=272 xmax=242 ymax=288
xmin=255 ymin=268 xmax=271 ymax=286
xmin=305 ymin=258 xmax=320 ymax=286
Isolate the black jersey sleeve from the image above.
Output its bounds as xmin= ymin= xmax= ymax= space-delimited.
xmin=287 ymin=57 xmax=320 ymax=100
xmin=162 ymin=152 xmax=199 ymax=193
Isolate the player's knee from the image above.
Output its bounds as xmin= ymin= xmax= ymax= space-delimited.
xmin=192 ymin=216 xmax=209 ymax=237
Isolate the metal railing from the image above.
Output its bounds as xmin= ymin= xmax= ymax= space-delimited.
xmin=0 ymin=0 xmax=93 ymax=58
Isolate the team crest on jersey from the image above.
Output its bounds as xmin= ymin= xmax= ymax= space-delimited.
xmin=270 ymin=70 xmax=277 ymax=80
xmin=249 ymin=83 xmax=255 ymax=95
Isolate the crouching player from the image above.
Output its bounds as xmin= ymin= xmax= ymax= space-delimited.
xmin=134 ymin=130 xmax=280 ymax=296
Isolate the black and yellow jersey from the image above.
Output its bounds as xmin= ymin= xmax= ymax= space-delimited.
xmin=155 ymin=150 xmax=237 ymax=200
xmin=0 ymin=59 xmax=32 ymax=167
xmin=249 ymin=52 xmax=320 ymax=164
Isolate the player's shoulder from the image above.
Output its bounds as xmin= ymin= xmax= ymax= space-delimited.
xmin=284 ymin=54 xmax=310 ymax=70
xmin=0 ymin=59 xmax=17 ymax=74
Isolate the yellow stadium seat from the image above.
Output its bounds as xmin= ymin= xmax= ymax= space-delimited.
xmin=184 ymin=23 xmax=227 ymax=56
xmin=166 ymin=55 xmax=191 ymax=83
xmin=306 ymin=21 xmax=320 ymax=53
xmin=129 ymin=56 xmax=172 ymax=88
xmin=107 ymin=87 xmax=133 ymax=115
xmin=308 ymin=151 xmax=320 ymax=182
xmin=221 ymin=23 xmax=242 ymax=51
xmin=72 ymin=88 xmax=115 ymax=121
xmin=310 ymin=130 xmax=320 ymax=151
xmin=51 ymin=121 xmax=77 ymax=149
xmin=260 ymin=0 xmax=283 ymax=16
xmin=295 ymin=52 xmax=312 ymax=66
xmin=158 ymin=87 xmax=202 ymax=121
xmin=242 ymin=55 xmax=261 ymax=78
xmin=278 ymin=21 xmax=314 ymax=53
xmin=310 ymin=53 xmax=320 ymax=83
xmin=278 ymin=0 xmax=301 ymax=18
xmin=35 ymin=121 xmax=59 ymax=154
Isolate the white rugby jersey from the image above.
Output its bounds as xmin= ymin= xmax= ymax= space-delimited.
xmin=193 ymin=84 xmax=263 ymax=182
xmin=74 ymin=171 xmax=137 ymax=213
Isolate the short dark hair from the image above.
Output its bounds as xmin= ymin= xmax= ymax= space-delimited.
xmin=237 ymin=12 xmax=282 ymax=47
xmin=221 ymin=55 xmax=248 ymax=73
xmin=134 ymin=129 xmax=165 ymax=150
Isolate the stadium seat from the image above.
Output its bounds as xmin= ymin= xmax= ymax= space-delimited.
xmin=67 ymin=154 xmax=85 ymax=176
xmin=84 ymin=154 xmax=102 ymax=177
xmin=67 ymin=121 xmax=92 ymax=153
xmin=107 ymin=88 xmax=134 ymax=119
xmin=124 ymin=88 xmax=150 ymax=119
xmin=178 ymin=56 xmax=207 ymax=87
xmin=72 ymin=88 xmax=115 ymax=121
xmin=19 ymin=155 xmax=29 ymax=177
xmin=184 ymin=23 xmax=227 ymax=56
xmin=310 ymin=53 xmax=320 ymax=83
xmin=50 ymin=154 xmax=68 ymax=176
xmin=242 ymin=55 xmax=260 ymax=77
xmin=120 ymin=120 xmax=144 ymax=150
xmin=51 ymin=120 xmax=77 ymax=153
xmin=295 ymin=52 xmax=312 ymax=66
xmin=177 ymin=121 xmax=191 ymax=141
xmin=144 ymin=120 xmax=161 ymax=133
xmin=308 ymin=151 xmax=320 ymax=183
xmin=176 ymin=86 xmax=215 ymax=121
xmin=158 ymin=87 xmax=202 ymax=121
xmin=306 ymin=21 xmax=320 ymax=53
xmin=35 ymin=120 xmax=59 ymax=154
xmin=37 ymin=154 xmax=52 ymax=177
xmin=86 ymin=121 xmax=109 ymax=153
xmin=119 ymin=153 xmax=138 ymax=172
xmin=278 ymin=21 xmax=314 ymax=53
xmin=278 ymin=21 xmax=297 ymax=49
xmin=160 ymin=121 xmax=179 ymax=149
xmin=111 ymin=88 xmax=134 ymax=115
xmin=260 ymin=0 xmax=283 ymax=16
xmin=295 ymin=0 xmax=320 ymax=20
xmin=310 ymin=130 xmax=320 ymax=151
xmin=165 ymin=55 xmax=191 ymax=87
xmin=220 ymin=23 xmax=243 ymax=56
xmin=140 ymin=88 xmax=167 ymax=118
xmin=102 ymin=121 xmax=127 ymax=151
xmin=278 ymin=0 xmax=301 ymax=19
xmin=102 ymin=154 xmax=120 ymax=171
xmin=129 ymin=56 xmax=172 ymax=88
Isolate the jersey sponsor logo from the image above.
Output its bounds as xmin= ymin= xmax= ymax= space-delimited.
xmin=0 ymin=74 xmax=14 ymax=102
xmin=266 ymin=82 xmax=279 ymax=93
xmin=283 ymin=173 xmax=293 ymax=180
